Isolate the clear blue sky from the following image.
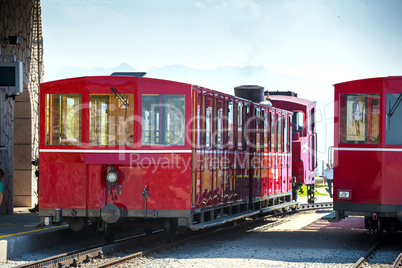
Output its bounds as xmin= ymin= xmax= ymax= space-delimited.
xmin=41 ymin=0 xmax=402 ymax=165
xmin=41 ymin=0 xmax=402 ymax=76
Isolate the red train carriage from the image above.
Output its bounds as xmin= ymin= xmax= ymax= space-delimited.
xmin=329 ymin=76 xmax=402 ymax=235
xmin=38 ymin=74 xmax=295 ymax=242
xmin=267 ymin=91 xmax=318 ymax=203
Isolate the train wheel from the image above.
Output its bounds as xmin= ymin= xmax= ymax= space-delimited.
xmin=164 ymin=219 xmax=175 ymax=243
xmin=104 ymin=222 xmax=115 ymax=244
xmin=377 ymin=218 xmax=383 ymax=239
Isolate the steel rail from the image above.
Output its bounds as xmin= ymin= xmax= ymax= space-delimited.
xmin=93 ymin=202 xmax=334 ymax=268
xmin=15 ymin=230 xmax=163 ymax=268
xmin=352 ymin=240 xmax=381 ymax=268
xmin=391 ymin=252 xmax=402 ymax=268
xmin=17 ymin=202 xmax=333 ymax=268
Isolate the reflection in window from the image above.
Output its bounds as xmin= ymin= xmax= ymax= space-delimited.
xmin=237 ymin=102 xmax=243 ymax=149
xmin=292 ymin=111 xmax=304 ymax=133
xmin=284 ymin=116 xmax=288 ymax=152
xmin=227 ymin=101 xmax=234 ymax=149
xmin=277 ymin=115 xmax=282 ymax=152
xmin=271 ymin=113 xmax=276 ymax=151
xmin=216 ymin=101 xmax=224 ymax=148
xmin=89 ymin=94 xmax=134 ymax=146
xmin=142 ymin=94 xmax=185 ymax=146
xmin=205 ymin=97 xmax=213 ymax=147
xmin=264 ymin=111 xmax=269 ymax=151
xmin=340 ymin=93 xmax=380 ymax=144
xmin=386 ymin=93 xmax=402 ymax=144
xmin=46 ymin=94 xmax=82 ymax=145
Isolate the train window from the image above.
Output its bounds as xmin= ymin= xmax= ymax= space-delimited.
xmin=216 ymin=99 xmax=224 ymax=148
xmin=237 ymin=102 xmax=243 ymax=150
xmin=277 ymin=115 xmax=282 ymax=152
xmin=386 ymin=93 xmax=402 ymax=144
xmin=283 ymin=115 xmax=288 ymax=152
xmin=259 ymin=110 xmax=264 ymax=152
xmin=339 ymin=93 xmax=380 ymax=144
xmin=89 ymin=94 xmax=134 ymax=146
xmin=264 ymin=110 xmax=269 ymax=152
xmin=309 ymin=108 xmax=315 ymax=133
xmin=45 ymin=94 xmax=82 ymax=145
xmin=205 ymin=97 xmax=213 ymax=148
xmin=271 ymin=113 xmax=276 ymax=151
xmin=196 ymin=93 xmax=203 ymax=148
xmin=227 ymin=101 xmax=234 ymax=149
xmin=292 ymin=111 xmax=304 ymax=133
xmin=142 ymin=94 xmax=185 ymax=146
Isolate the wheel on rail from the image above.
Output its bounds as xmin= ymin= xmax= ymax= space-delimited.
xmin=376 ymin=218 xmax=383 ymax=239
xmin=104 ymin=222 xmax=115 ymax=244
xmin=164 ymin=219 xmax=176 ymax=243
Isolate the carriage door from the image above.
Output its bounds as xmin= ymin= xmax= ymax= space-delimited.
xmin=194 ymin=89 xmax=205 ymax=207
xmin=234 ymin=101 xmax=243 ymax=200
xmin=201 ymin=93 xmax=215 ymax=205
xmin=261 ymin=108 xmax=269 ymax=197
xmin=308 ymin=107 xmax=318 ymax=173
xmin=276 ymin=112 xmax=283 ymax=194
xmin=282 ymin=114 xmax=291 ymax=193
xmin=215 ymin=96 xmax=225 ymax=204
xmin=269 ymin=111 xmax=277 ymax=195
xmin=226 ymin=98 xmax=236 ymax=202
xmin=251 ymin=107 xmax=263 ymax=199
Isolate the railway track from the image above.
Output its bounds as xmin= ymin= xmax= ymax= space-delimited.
xmin=352 ymin=235 xmax=402 ymax=268
xmin=16 ymin=201 xmax=333 ymax=268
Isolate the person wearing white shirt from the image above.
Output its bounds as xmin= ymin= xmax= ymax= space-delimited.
xmin=324 ymin=163 xmax=333 ymax=198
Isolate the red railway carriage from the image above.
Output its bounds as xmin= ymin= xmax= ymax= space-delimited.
xmin=330 ymin=76 xmax=402 ymax=235
xmin=267 ymin=91 xmax=318 ymax=203
xmin=38 ymin=75 xmax=295 ymax=242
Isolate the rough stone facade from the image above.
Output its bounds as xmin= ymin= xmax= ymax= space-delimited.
xmin=0 ymin=0 xmax=43 ymax=214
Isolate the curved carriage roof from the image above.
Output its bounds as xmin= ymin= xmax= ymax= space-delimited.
xmin=334 ymin=76 xmax=402 ymax=87
xmin=269 ymin=94 xmax=315 ymax=110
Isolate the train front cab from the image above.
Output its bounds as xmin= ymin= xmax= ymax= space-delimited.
xmin=268 ymin=93 xmax=318 ymax=203
xmin=331 ymin=76 xmax=402 ymax=234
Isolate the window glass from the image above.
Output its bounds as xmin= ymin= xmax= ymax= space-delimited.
xmin=89 ymin=94 xmax=134 ymax=146
xmin=142 ymin=94 xmax=185 ymax=146
xmin=45 ymin=94 xmax=82 ymax=145
xmin=271 ymin=113 xmax=276 ymax=151
xmin=216 ymin=100 xmax=224 ymax=148
xmin=205 ymin=97 xmax=213 ymax=147
xmin=386 ymin=93 xmax=402 ymax=144
xmin=227 ymin=101 xmax=234 ymax=149
xmin=310 ymin=108 xmax=315 ymax=133
xmin=237 ymin=102 xmax=243 ymax=149
xmin=196 ymin=94 xmax=203 ymax=147
xmin=255 ymin=108 xmax=261 ymax=151
xmin=291 ymin=112 xmax=300 ymax=133
xmin=284 ymin=116 xmax=288 ymax=152
xmin=339 ymin=93 xmax=380 ymax=144
xmin=277 ymin=114 xmax=282 ymax=152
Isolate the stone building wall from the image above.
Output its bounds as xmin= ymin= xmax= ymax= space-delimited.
xmin=0 ymin=0 xmax=43 ymax=214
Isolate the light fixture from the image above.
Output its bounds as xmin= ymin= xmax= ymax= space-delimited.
xmin=106 ymin=166 xmax=119 ymax=184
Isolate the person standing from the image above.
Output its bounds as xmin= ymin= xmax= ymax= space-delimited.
xmin=0 ymin=169 xmax=4 ymax=207
xmin=324 ymin=163 xmax=333 ymax=198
